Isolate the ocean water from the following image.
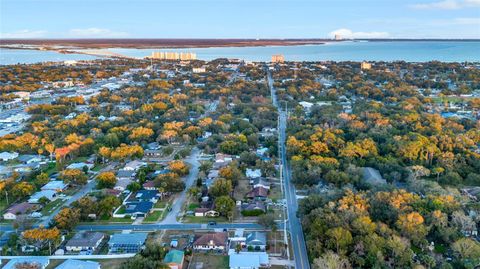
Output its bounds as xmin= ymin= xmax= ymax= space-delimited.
xmin=1 ymin=41 xmax=479 ymax=65
xmin=105 ymin=41 xmax=480 ymax=62
xmin=0 ymin=48 xmax=100 ymax=65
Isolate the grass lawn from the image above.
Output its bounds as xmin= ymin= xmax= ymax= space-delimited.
xmin=187 ymin=203 xmax=199 ymax=210
xmin=191 ymin=253 xmax=229 ymax=269
xmin=144 ymin=210 xmax=163 ymax=222
xmin=92 ymin=164 xmax=106 ymax=172
xmin=268 ymin=185 xmax=282 ymax=201
xmin=182 ymin=216 xmax=228 ymax=223
xmin=40 ymin=199 xmax=64 ymax=215
xmin=81 ymin=217 xmax=133 ymax=224
xmin=97 ymin=258 xmax=130 ymax=268
xmin=116 ymin=205 xmax=126 ymax=214
xmin=154 ymin=200 xmax=169 ymax=209
xmin=0 ymin=199 xmax=9 ymax=212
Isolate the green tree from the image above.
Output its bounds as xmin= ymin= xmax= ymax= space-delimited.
xmin=215 ymin=195 xmax=235 ymax=220
xmin=209 ymin=179 xmax=233 ymax=197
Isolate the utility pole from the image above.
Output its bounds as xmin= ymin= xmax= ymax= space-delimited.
xmin=4 ymin=190 xmax=8 ymax=205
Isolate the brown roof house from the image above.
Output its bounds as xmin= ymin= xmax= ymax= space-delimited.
xmin=246 ymin=186 xmax=269 ymax=201
xmin=193 ymin=232 xmax=228 ymax=252
xmin=3 ymin=202 xmax=39 ymax=220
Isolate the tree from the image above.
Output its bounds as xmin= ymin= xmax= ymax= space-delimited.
xmin=34 ymin=173 xmax=50 ymax=188
xmin=129 ymin=127 xmax=154 ymax=141
xmin=54 ymin=208 xmax=80 ymax=230
xmin=258 ymin=213 xmax=276 ymax=229
xmin=154 ymin=173 xmax=185 ymax=193
xmin=326 ymin=227 xmax=353 ymax=255
xmin=45 ymin=144 xmax=55 ymax=161
xmin=209 ymin=179 xmax=233 ymax=198
xmin=313 ymin=251 xmax=352 ymax=269
xmin=11 ymin=182 xmax=34 ymax=199
xmin=188 ymin=186 xmax=201 ymax=198
xmin=22 ymin=227 xmax=60 ymax=252
xmin=451 ymin=238 xmax=480 ymax=260
xmin=168 ymin=160 xmax=189 ymax=176
xmin=96 ymin=171 xmax=117 ymax=189
xmin=60 ymin=169 xmax=87 ymax=185
xmin=127 ymin=182 xmax=142 ymax=192
xmin=215 ymin=195 xmax=235 ymax=220
xmin=98 ymin=195 xmax=121 ymax=217
xmin=98 ymin=146 xmax=111 ymax=164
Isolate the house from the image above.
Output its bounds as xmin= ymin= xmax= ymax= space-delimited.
xmin=194 ymin=201 xmax=219 ymax=217
xmin=4 ymin=257 xmax=49 ymax=269
xmin=114 ymin=178 xmax=133 ymax=191
xmin=124 ymin=160 xmax=147 ymax=171
xmin=251 ymin=178 xmax=270 ymax=189
xmin=117 ymin=169 xmax=135 ymax=180
xmin=41 ymin=180 xmax=67 ymax=192
xmin=18 ymin=154 xmax=43 ymax=164
xmin=143 ymin=180 xmax=157 ymax=190
xmin=246 ymin=168 xmax=261 ymax=179
xmin=28 ymin=189 xmax=57 ymax=203
xmin=0 ymin=151 xmax=18 ymax=161
xmin=241 ymin=201 xmax=266 ymax=213
xmin=144 ymin=149 xmax=162 ymax=158
xmin=163 ymin=249 xmax=185 ymax=269
xmin=246 ymin=187 xmax=268 ymax=201
xmin=55 ymin=259 xmax=100 ymax=269
xmin=65 ymin=232 xmax=105 ymax=252
xmin=363 ymin=167 xmax=387 ymax=185
xmin=228 ymin=251 xmax=270 ymax=269
xmin=124 ymin=201 xmax=154 ymax=218
xmin=67 ymin=162 xmax=94 ymax=170
xmin=208 ymin=169 xmax=220 ymax=179
xmin=256 ymin=147 xmax=269 ymax=156
xmin=108 ymin=232 xmax=148 ymax=253
xmin=193 ymin=232 xmax=228 ymax=251
xmin=3 ymin=202 xmax=38 ymax=220
xmin=245 ymin=232 xmax=267 ymax=251
xmin=127 ymin=190 xmax=160 ymax=203
xmin=215 ymin=153 xmax=233 ymax=164
xmin=105 ymin=188 xmax=122 ymax=197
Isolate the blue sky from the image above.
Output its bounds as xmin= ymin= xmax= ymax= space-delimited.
xmin=1 ymin=0 xmax=479 ymax=39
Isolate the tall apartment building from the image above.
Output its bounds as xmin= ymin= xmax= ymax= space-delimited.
xmin=361 ymin=61 xmax=372 ymax=70
xmin=271 ymin=54 xmax=285 ymax=63
xmin=334 ymin=34 xmax=343 ymax=40
xmin=150 ymin=52 xmax=197 ymax=61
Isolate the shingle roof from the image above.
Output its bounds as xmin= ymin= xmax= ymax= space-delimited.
xmin=65 ymin=232 xmax=104 ymax=248
xmin=6 ymin=202 xmax=36 ymax=215
xmin=246 ymin=231 xmax=267 ymax=245
xmin=193 ymin=232 xmax=228 ymax=247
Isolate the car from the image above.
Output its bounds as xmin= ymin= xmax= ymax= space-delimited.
xmin=208 ymin=221 xmax=217 ymax=225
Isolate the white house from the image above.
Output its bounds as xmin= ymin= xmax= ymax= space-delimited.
xmin=41 ymin=181 xmax=67 ymax=192
xmin=124 ymin=160 xmax=147 ymax=171
xmin=0 ymin=151 xmax=19 ymax=161
xmin=228 ymin=250 xmax=270 ymax=269
xmin=246 ymin=168 xmax=261 ymax=179
xmin=28 ymin=190 xmax=57 ymax=204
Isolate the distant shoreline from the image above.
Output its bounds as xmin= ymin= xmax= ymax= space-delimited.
xmin=1 ymin=38 xmax=478 ymax=50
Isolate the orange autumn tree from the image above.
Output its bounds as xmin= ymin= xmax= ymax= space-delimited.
xmin=168 ymin=160 xmax=189 ymax=176
xmin=22 ymin=227 xmax=60 ymax=250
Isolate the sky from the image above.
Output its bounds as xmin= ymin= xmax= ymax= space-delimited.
xmin=0 ymin=0 xmax=479 ymax=39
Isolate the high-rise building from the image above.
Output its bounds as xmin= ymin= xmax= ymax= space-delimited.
xmin=150 ymin=52 xmax=197 ymax=61
xmin=272 ymin=54 xmax=285 ymax=63
xmin=361 ymin=61 xmax=372 ymax=70
xmin=334 ymin=34 xmax=343 ymax=40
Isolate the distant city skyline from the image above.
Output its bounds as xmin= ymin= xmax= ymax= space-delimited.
xmin=1 ymin=0 xmax=479 ymax=39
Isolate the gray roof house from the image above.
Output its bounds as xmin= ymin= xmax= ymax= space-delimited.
xmin=55 ymin=259 xmax=100 ymax=269
xmin=363 ymin=167 xmax=387 ymax=185
xmin=108 ymin=233 xmax=148 ymax=253
xmin=65 ymin=232 xmax=105 ymax=252
xmin=246 ymin=231 xmax=267 ymax=250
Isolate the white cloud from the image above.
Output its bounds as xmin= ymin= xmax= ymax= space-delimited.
xmin=68 ymin=28 xmax=129 ymax=38
xmin=1 ymin=29 xmax=47 ymax=38
xmin=410 ymin=0 xmax=480 ymax=10
xmin=453 ymin=17 xmax=480 ymax=25
xmin=329 ymin=28 xmax=390 ymax=39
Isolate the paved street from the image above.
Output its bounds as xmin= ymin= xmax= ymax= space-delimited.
xmin=161 ymin=147 xmax=200 ymax=224
xmin=38 ymin=162 xmax=118 ymax=227
xmin=76 ymin=223 xmax=263 ymax=231
xmin=268 ymin=69 xmax=311 ymax=269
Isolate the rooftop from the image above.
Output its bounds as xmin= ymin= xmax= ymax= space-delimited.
xmin=109 ymin=232 xmax=148 ymax=246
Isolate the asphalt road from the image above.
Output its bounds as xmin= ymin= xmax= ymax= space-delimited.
xmin=76 ymin=223 xmax=263 ymax=231
xmin=268 ymin=69 xmax=311 ymax=269
xmin=38 ymin=162 xmax=118 ymax=227
xmin=161 ymin=148 xmax=200 ymax=224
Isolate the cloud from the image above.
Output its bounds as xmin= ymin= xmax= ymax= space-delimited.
xmin=452 ymin=17 xmax=480 ymax=25
xmin=68 ymin=28 xmax=129 ymax=38
xmin=1 ymin=29 xmax=47 ymax=39
xmin=410 ymin=0 xmax=480 ymax=10
xmin=329 ymin=28 xmax=390 ymax=39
